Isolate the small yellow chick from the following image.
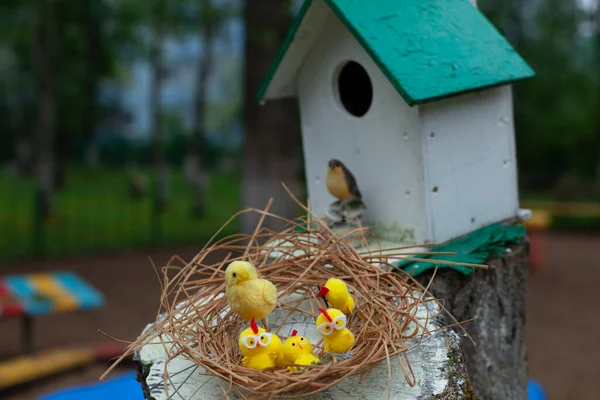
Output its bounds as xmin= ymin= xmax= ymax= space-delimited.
xmin=317 ymin=278 xmax=355 ymax=315
xmin=316 ymin=308 xmax=355 ymax=354
xmin=282 ymin=330 xmax=320 ymax=372
xmin=239 ymin=318 xmax=281 ymax=370
xmin=225 ymin=260 xmax=277 ymax=330
xmin=270 ymin=334 xmax=288 ymax=368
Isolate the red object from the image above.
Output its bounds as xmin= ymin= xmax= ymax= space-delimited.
xmin=317 ymin=286 xmax=330 ymax=297
xmin=0 ymin=280 xmax=24 ymax=317
xmin=250 ymin=318 xmax=259 ymax=334
xmin=529 ymin=230 xmax=547 ymax=271
xmin=318 ymin=308 xmax=332 ymax=322
xmin=92 ymin=342 xmax=131 ymax=362
xmin=291 ymin=330 xmax=298 ymax=337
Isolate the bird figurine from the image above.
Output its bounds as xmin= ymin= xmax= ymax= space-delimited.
xmin=326 ymin=159 xmax=366 ymax=222
xmin=281 ymin=330 xmax=320 ymax=372
xmin=316 ymin=308 xmax=355 ymax=354
xmin=239 ymin=318 xmax=281 ymax=370
xmin=317 ymin=278 xmax=355 ymax=315
xmin=225 ymin=260 xmax=277 ymax=331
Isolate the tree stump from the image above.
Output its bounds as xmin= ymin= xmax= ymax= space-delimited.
xmin=134 ymin=301 xmax=476 ymax=399
xmin=417 ymin=240 xmax=529 ymax=400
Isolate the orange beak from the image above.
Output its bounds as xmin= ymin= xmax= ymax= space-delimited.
xmin=317 ymin=286 xmax=329 ymax=297
xmin=298 ymin=343 xmax=303 ymax=350
xmin=257 ymin=343 xmax=260 ymax=347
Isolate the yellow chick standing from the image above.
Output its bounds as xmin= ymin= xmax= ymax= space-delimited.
xmin=225 ymin=260 xmax=277 ymax=330
xmin=238 ymin=318 xmax=281 ymax=370
xmin=316 ymin=308 xmax=354 ymax=354
xmin=281 ymin=330 xmax=320 ymax=372
xmin=317 ymin=278 xmax=355 ymax=315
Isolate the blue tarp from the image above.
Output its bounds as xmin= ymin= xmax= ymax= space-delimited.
xmin=38 ymin=371 xmax=144 ymax=400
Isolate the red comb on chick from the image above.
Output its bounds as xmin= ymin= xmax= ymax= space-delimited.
xmin=291 ymin=329 xmax=298 ymax=337
xmin=319 ymin=307 xmax=333 ymax=322
xmin=317 ymin=286 xmax=330 ymax=297
xmin=250 ymin=318 xmax=259 ymax=334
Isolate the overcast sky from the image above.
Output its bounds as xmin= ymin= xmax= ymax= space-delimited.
xmin=578 ymin=0 xmax=598 ymax=11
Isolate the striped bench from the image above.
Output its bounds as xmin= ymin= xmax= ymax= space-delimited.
xmin=0 ymin=271 xmax=104 ymax=353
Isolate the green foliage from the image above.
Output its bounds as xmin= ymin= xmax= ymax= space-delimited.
xmin=479 ymin=0 xmax=600 ymax=191
xmin=0 ymin=0 xmax=240 ymax=162
xmin=0 ymin=167 xmax=240 ymax=262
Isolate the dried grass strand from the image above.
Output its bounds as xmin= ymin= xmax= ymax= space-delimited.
xmin=103 ymin=189 xmax=478 ymax=398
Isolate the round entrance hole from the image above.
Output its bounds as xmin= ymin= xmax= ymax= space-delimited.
xmin=336 ymin=61 xmax=373 ymax=117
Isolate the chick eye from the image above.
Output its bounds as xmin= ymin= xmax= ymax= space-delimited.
xmin=292 ymin=343 xmax=295 ymax=347
xmin=324 ymin=326 xmax=331 ymax=331
xmin=232 ymin=273 xmax=237 ymax=278
xmin=248 ymin=339 xmax=254 ymax=345
xmin=300 ymin=338 xmax=304 ymax=341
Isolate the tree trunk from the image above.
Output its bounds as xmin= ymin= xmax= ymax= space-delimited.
xmin=242 ymin=0 xmax=302 ymax=233
xmin=595 ymin=5 xmax=600 ymax=189
xmin=5 ymin=50 xmax=31 ymax=174
xmin=30 ymin=0 xmax=57 ymax=222
xmin=150 ymin=7 xmax=168 ymax=217
xmin=417 ymin=240 xmax=529 ymax=400
xmin=82 ymin=0 xmax=102 ymax=169
xmin=503 ymin=0 xmax=524 ymax=51
xmin=186 ymin=2 xmax=216 ymax=218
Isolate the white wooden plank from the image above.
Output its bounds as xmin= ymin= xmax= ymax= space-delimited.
xmin=297 ymin=13 xmax=428 ymax=244
xmin=262 ymin=1 xmax=330 ymax=100
xmin=262 ymin=231 xmax=428 ymax=263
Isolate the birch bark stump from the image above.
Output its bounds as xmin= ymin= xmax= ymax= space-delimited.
xmin=134 ymin=298 xmax=476 ymax=399
xmin=417 ymin=240 xmax=529 ymax=400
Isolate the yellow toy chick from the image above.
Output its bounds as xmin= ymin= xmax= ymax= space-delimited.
xmin=282 ymin=330 xmax=320 ymax=372
xmin=317 ymin=278 xmax=355 ymax=315
xmin=225 ymin=260 xmax=277 ymax=330
xmin=316 ymin=308 xmax=355 ymax=354
xmin=326 ymin=159 xmax=362 ymax=202
xmin=239 ymin=318 xmax=281 ymax=370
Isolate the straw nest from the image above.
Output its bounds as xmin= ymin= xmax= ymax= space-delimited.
xmin=104 ymin=193 xmax=484 ymax=399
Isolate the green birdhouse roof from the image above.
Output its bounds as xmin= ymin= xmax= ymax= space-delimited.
xmin=257 ymin=0 xmax=535 ymax=106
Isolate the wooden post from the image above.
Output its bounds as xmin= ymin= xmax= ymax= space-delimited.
xmin=417 ymin=240 xmax=529 ymax=399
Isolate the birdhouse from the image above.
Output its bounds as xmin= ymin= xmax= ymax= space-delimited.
xmin=257 ymin=0 xmax=535 ymax=245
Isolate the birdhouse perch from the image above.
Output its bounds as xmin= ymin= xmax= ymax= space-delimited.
xmin=258 ymin=0 xmax=534 ymax=245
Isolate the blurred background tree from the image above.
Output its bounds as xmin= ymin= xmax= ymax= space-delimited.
xmin=480 ymin=0 xmax=600 ymax=199
xmin=241 ymin=0 xmax=303 ymax=233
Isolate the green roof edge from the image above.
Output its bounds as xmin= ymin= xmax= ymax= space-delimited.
xmin=323 ymin=0 xmax=420 ymax=106
xmin=410 ymin=72 xmax=535 ymax=105
xmin=257 ymin=0 xmax=536 ymax=106
xmin=256 ymin=0 xmax=313 ymax=102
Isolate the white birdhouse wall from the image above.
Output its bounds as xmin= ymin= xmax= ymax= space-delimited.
xmin=420 ymin=86 xmax=519 ymax=243
xmin=297 ymin=12 xmax=429 ymax=243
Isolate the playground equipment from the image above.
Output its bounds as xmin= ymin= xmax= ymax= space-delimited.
xmin=0 ymin=271 xmax=128 ymax=391
xmin=522 ymin=209 xmax=552 ymax=271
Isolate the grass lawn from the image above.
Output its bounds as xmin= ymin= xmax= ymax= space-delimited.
xmin=0 ymin=166 xmax=240 ymax=263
